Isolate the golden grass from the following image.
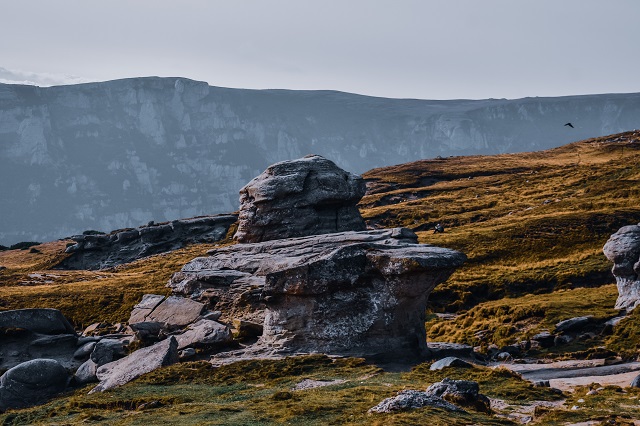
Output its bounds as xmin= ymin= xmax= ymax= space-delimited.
xmin=361 ymin=131 xmax=640 ymax=311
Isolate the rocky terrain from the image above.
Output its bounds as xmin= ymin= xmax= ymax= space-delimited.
xmin=2 ymin=77 xmax=640 ymax=245
xmin=0 ymin=132 xmax=640 ymax=424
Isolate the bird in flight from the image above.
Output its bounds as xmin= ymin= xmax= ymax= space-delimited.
xmin=564 ymin=122 xmax=574 ymax=128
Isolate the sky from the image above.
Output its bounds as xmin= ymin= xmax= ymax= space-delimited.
xmin=1 ymin=0 xmax=639 ymax=100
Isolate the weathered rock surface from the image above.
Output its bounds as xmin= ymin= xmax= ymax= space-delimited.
xmin=234 ymin=155 xmax=366 ymax=243
xmin=90 ymin=339 xmax=126 ymax=367
xmin=368 ymin=389 xmax=463 ymax=413
xmin=175 ymin=319 xmax=232 ymax=350
xmin=426 ymin=378 xmax=491 ymax=413
xmin=603 ymin=223 xmax=640 ymax=311
xmin=74 ymin=359 xmax=98 ymax=385
xmin=0 ymin=359 xmax=69 ymax=412
xmin=56 ymin=215 xmax=237 ymax=270
xmin=555 ymin=316 xmax=592 ymax=333
xmin=0 ymin=309 xmax=76 ymax=335
xmin=430 ymin=357 xmax=473 ymax=371
xmin=128 ymin=295 xmax=204 ymax=330
xmin=91 ymin=336 xmax=179 ymax=393
xmin=170 ymin=228 xmax=465 ymax=359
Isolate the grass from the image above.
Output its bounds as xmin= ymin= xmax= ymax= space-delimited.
xmin=360 ymin=131 xmax=640 ymax=311
xmin=0 ymin=355 xmax=563 ymax=425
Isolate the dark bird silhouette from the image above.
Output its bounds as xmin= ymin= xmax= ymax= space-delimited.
xmin=564 ymin=122 xmax=574 ymax=128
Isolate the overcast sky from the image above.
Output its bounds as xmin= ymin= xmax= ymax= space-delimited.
xmin=1 ymin=0 xmax=639 ymax=100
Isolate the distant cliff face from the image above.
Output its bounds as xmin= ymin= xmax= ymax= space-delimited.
xmin=1 ymin=77 xmax=639 ymax=244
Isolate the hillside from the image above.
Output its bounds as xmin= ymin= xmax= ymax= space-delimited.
xmin=2 ymin=77 xmax=640 ymax=244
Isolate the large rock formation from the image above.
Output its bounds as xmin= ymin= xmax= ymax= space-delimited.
xmin=56 ymin=215 xmax=237 ymax=270
xmin=0 ymin=359 xmax=69 ymax=412
xmin=603 ymin=223 xmax=640 ymax=311
xmin=170 ymin=228 xmax=465 ymax=359
xmin=234 ymin=155 xmax=366 ymax=243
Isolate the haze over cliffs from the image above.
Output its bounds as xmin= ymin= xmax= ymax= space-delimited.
xmin=1 ymin=77 xmax=639 ymax=244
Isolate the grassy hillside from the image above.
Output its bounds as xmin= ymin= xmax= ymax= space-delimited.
xmin=360 ymin=130 xmax=640 ymax=312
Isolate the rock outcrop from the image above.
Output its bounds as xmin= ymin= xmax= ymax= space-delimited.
xmin=56 ymin=215 xmax=237 ymax=270
xmin=234 ymin=155 xmax=366 ymax=243
xmin=603 ymin=223 xmax=640 ymax=311
xmin=425 ymin=378 xmax=491 ymax=413
xmin=0 ymin=308 xmax=76 ymax=335
xmin=170 ymin=227 xmax=465 ymax=359
xmin=368 ymin=389 xmax=463 ymax=414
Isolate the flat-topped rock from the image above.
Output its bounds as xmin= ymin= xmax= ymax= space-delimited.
xmin=603 ymin=223 xmax=640 ymax=311
xmin=0 ymin=309 xmax=75 ymax=335
xmin=234 ymin=155 xmax=366 ymax=243
xmin=169 ymin=228 xmax=465 ymax=359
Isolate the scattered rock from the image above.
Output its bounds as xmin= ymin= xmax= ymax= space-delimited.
xmin=175 ymin=319 xmax=232 ymax=350
xmin=531 ymin=331 xmax=555 ymax=349
xmin=74 ymin=359 xmax=98 ymax=385
xmin=603 ymin=223 xmax=640 ymax=311
xmin=533 ymin=380 xmax=550 ymax=387
xmin=234 ymin=155 xmax=366 ymax=243
xmin=90 ymin=339 xmax=126 ymax=367
xmin=555 ymin=316 xmax=592 ymax=333
xmin=56 ymin=215 xmax=237 ymax=270
xmin=430 ymin=357 xmax=473 ymax=371
xmin=82 ymin=322 xmax=108 ymax=336
xmin=178 ymin=348 xmax=196 ymax=360
xmin=425 ymin=378 xmax=491 ymax=413
xmin=90 ymin=336 xmax=179 ymax=393
xmin=368 ymin=389 xmax=464 ymax=414
xmin=0 ymin=359 xmax=69 ymax=411
xmin=554 ymin=335 xmax=573 ymax=346
xmin=0 ymin=309 xmax=76 ymax=335
xmin=495 ymin=352 xmax=512 ymax=361
xmin=73 ymin=342 xmax=97 ymax=360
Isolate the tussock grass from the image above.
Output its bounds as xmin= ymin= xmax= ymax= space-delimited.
xmin=361 ymin=132 xmax=640 ymax=311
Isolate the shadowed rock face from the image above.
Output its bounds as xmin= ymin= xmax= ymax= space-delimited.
xmin=603 ymin=223 xmax=640 ymax=311
xmin=55 ymin=215 xmax=237 ymax=270
xmin=169 ymin=228 xmax=465 ymax=359
xmin=234 ymin=155 xmax=366 ymax=243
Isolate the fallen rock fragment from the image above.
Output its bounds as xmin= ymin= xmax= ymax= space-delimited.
xmin=90 ymin=339 xmax=126 ymax=367
xmin=130 ymin=296 xmax=204 ymax=330
xmin=175 ymin=319 xmax=232 ymax=350
xmin=0 ymin=359 xmax=69 ymax=411
xmin=368 ymin=389 xmax=464 ymax=413
xmin=90 ymin=336 xmax=178 ymax=393
xmin=430 ymin=357 xmax=473 ymax=371
xmin=426 ymin=378 xmax=491 ymax=413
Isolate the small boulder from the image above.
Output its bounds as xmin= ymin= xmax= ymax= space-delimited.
xmin=531 ymin=331 xmax=555 ymax=349
xmin=0 ymin=359 xmax=69 ymax=411
xmin=368 ymin=389 xmax=463 ymax=413
xmin=74 ymin=359 xmax=98 ymax=385
xmin=425 ymin=378 xmax=491 ymax=413
xmin=429 ymin=357 xmax=473 ymax=371
xmin=73 ymin=342 xmax=97 ymax=360
xmin=175 ymin=319 xmax=233 ymax=350
xmin=631 ymin=374 xmax=640 ymax=388
xmin=90 ymin=339 xmax=126 ymax=366
xmin=90 ymin=336 xmax=179 ymax=393
xmin=133 ymin=296 xmax=204 ymax=330
xmin=555 ymin=316 xmax=592 ymax=333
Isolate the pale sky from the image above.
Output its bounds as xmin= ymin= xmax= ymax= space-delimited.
xmin=1 ymin=0 xmax=639 ymax=100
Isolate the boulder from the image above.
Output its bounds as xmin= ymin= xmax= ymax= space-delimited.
xmin=555 ymin=316 xmax=592 ymax=333
xmin=531 ymin=331 xmax=555 ymax=349
xmin=425 ymin=378 xmax=491 ymax=413
xmin=56 ymin=215 xmax=237 ymax=270
xmin=175 ymin=319 xmax=233 ymax=350
xmin=90 ymin=337 xmax=179 ymax=393
xmin=234 ymin=155 xmax=366 ymax=243
xmin=0 ymin=330 xmax=80 ymax=372
xmin=430 ymin=357 xmax=473 ymax=371
xmin=0 ymin=359 xmax=69 ymax=411
xmin=73 ymin=342 xmax=97 ymax=360
xmin=603 ymin=224 xmax=640 ymax=311
xmin=0 ymin=309 xmax=75 ymax=335
xmin=129 ymin=296 xmax=204 ymax=330
xmin=631 ymin=374 xmax=640 ymax=388
xmin=427 ymin=342 xmax=475 ymax=359
xmin=90 ymin=339 xmax=126 ymax=366
xmin=74 ymin=359 xmax=98 ymax=385
xmin=170 ymin=228 xmax=464 ymax=360
xmin=368 ymin=389 xmax=463 ymax=413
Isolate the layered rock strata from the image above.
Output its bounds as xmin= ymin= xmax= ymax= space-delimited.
xmin=56 ymin=215 xmax=237 ymax=270
xmin=169 ymin=228 xmax=465 ymax=359
xmin=603 ymin=223 xmax=640 ymax=311
xmin=234 ymin=155 xmax=366 ymax=243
